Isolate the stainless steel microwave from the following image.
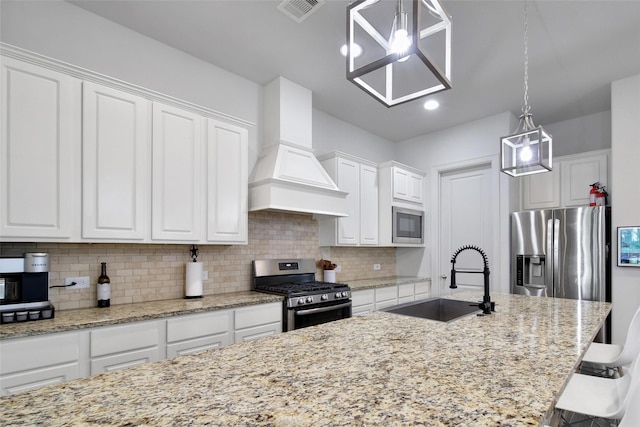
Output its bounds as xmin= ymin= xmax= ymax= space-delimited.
xmin=392 ymin=206 xmax=424 ymax=244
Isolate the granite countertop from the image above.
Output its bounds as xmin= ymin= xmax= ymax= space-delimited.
xmin=0 ymin=276 xmax=427 ymax=340
xmin=0 ymin=292 xmax=610 ymax=426
xmin=0 ymin=291 xmax=283 ymax=340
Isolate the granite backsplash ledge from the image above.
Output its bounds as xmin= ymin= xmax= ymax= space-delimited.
xmin=0 ymin=211 xmax=397 ymax=310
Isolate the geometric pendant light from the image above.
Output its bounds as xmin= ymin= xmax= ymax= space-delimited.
xmin=346 ymin=0 xmax=452 ymax=107
xmin=501 ymin=1 xmax=552 ymax=177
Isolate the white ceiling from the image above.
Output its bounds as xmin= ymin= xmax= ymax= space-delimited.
xmin=69 ymin=0 xmax=640 ymax=142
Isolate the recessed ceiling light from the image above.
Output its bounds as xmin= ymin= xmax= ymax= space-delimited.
xmin=340 ymin=43 xmax=362 ymax=58
xmin=423 ymin=100 xmax=439 ymax=110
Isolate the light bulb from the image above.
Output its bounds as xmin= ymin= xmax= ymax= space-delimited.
xmin=423 ymin=100 xmax=439 ymax=110
xmin=391 ymin=29 xmax=411 ymax=54
xmin=340 ymin=43 xmax=362 ymax=58
xmin=520 ymin=135 xmax=532 ymax=162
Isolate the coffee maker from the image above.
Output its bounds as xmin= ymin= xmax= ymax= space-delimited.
xmin=0 ymin=253 xmax=55 ymax=323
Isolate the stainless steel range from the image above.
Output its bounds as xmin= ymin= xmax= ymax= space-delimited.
xmin=252 ymin=258 xmax=352 ymax=331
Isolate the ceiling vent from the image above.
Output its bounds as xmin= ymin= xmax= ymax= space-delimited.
xmin=278 ymin=0 xmax=325 ymax=23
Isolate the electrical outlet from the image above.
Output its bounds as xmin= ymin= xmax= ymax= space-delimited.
xmin=334 ymin=265 xmax=342 ymax=272
xmin=373 ymin=263 xmax=381 ymax=271
xmin=202 ymin=270 xmax=209 ymax=280
xmin=65 ymin=276 xmax=90 ymax=289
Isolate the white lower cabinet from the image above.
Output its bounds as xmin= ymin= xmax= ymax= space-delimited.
xmin=351 ymin=289 xmax=375 ymax=316
xmin=166 ymin=310 xmax=231 ymax=358
xmin=398 ymin=283 xmax=415 ymax=304
xmin=0 ymin=331 xmax=83 ymax=396
xmin=0 ymin=302 xmax=284 ymax=394
xmin=414 ymin=280 xmax=431 ymax=300
xmin=90 ymin=320 xmax=161 ymax=375
xmin=234 ymin=302 xmax=282 ymax=343
xmin=374 ymin=286 xmax=399 ymax=310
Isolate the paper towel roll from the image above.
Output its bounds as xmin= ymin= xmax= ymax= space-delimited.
xmin=185 ymin=262 xmax=203 ymax=298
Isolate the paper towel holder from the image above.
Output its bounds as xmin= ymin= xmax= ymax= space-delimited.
xmin=185 ymin=245 xmax=203 ymax=299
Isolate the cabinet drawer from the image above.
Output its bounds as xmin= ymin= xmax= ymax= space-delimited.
xmin=91 ymin=321 xmax=159 ymax=357
xmin=375 ymin=286 xmax=397 ymax=302
xmin=1 ymin=363 xmax=79 ymax=396
xmin=414 ymin=281 xmax=430 ymax=295
xmin=91 ymin=347 xmax=159 ymax=375
xmin=0 ymin=332 xmax=80 ymax=375
xmin=166 ymin=310 xmax=230 ymax=343
xmin=234 ymin=323 xmax=281 ymax=343
xmin=166 ymin=333 xmax=231 ymax=359
xmin=351 ymin=289 xmax=374 ymax=306
xmin=234 ymin=302 xmax=282 ymax=330
xmin=398 ymin=283 xmax=414 ymax=298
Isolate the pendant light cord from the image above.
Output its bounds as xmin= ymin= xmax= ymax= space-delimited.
xmin=522 ymin=1 xmax=531 ymax=116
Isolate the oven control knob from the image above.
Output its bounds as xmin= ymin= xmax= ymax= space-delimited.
xmin=298 ymin=298 xmax=306 ymax=305
xmin=321 ymin=294 xmax=328 ymax=300
xmin=306 ymin=297 xmax=313 ymax=303
xmin=341 ymin=291 xmax=348 ymax=297
xmin=335 ymin=292 xmax=342 ymax=298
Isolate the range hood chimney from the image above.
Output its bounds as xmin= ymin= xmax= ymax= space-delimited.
xmin=249 ymin=77 xmax=348 ymax=217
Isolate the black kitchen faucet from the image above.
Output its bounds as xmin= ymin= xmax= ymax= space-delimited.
xmin=449 ymin=245 xmax=494 ymax=315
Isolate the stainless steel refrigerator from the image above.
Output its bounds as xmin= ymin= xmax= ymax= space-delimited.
xmin=510 ymin=206 xmax=611 ymax=303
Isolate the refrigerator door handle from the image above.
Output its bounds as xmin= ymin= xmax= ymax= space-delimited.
xmin=546 ymin=218 xmax=555 ymax=297
xmin=551 ymin=218 xmax=560 ymax=298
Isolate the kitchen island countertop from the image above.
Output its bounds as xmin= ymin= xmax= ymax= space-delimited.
xmin=0 ymin=292 xmax=610 ymax=426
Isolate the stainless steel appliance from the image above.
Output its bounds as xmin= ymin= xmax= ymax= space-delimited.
xmin=510 ymin=206 xmax=611 ymax=338
xmin=392 ymin=206 xmax=424 ymax=244
xmin=252 ymin=258 xmax=352 ymax=331
xmin=0 ymin=255 xmax=54 ymax=324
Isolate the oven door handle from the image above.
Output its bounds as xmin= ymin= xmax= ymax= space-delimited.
xmin=295 ymin=301 xmax=352 ymax=316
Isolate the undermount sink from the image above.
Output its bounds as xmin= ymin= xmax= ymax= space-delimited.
xmin=381 ymin=298 xmax=481 ymax=322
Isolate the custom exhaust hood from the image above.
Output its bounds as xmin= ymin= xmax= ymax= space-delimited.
xmin=248 ymin=77 xmax=348 ymax=217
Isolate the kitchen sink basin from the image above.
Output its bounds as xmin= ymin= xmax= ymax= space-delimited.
xmin=381 ymin=298 xmax=481 ymax=322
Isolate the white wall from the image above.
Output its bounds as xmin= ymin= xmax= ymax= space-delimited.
xmin=611 ymin=73 xmax=640 ymax=345
xmin=0 ymin=0 xmax=263 ymax=167
xmin=544 ymin=111 xmax=611 ymax=156
xmin=312 ymin=109 xmax=395 ymax=162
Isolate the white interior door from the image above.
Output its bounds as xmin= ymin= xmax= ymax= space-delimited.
xmin=438 ymin=163 xmax=494 ymax=295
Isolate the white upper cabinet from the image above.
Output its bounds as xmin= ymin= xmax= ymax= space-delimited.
xmin=82 ymin=82 xmax=149 ymax=240
xmin=560 ymin=153 xmax=608 ymax=207
xmin=206 ymin=119 xmax=248 ymax=244
xmin=521 ymin=150 xmax=609 ymax=210
xmin=392 ymin=165 xmax=424 ymax=205
xmin=151 ymin=102 xmax=203 ymax=241
xmin=359 ymin=163 xmax=379 ymax=245
xmin=318 ymin=152 xmax=378 ymax=246
xmin=521 ymin=166 xmax=561 ymax=209
xmin=0 ymin=57 xmax=80 ymax=240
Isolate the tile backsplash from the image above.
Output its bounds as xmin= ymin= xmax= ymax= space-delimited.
xmin=0 ymin=211 xmax=396 ymax=310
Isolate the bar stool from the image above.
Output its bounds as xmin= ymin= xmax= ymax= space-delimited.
xmin=555 ymin=348 xmax=640 ymax=426
xmin=580 ymin=305 xmax=640 ymax=378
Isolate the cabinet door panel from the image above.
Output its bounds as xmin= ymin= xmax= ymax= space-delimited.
xmin=82 ymin=82 xmax=148 ymax=239
xmin=522 ymin=167 xmax=561 ymax=209
xmin=1 ymin=58 xmax=78 ymax=238
xmin=337 ymin=158 xmax=360 ymax=245
xmin=360 ymin=164 xmax=379 ymax=245
xmin=561 ymin=155 xmax=608 ymax=207
xmin=1 ymin=363 xmax=79 ymax=396
xmin=152 ymin=103 xmax=202 ymax=241
xmin=206 ymin=119 xmax=248 ymax=243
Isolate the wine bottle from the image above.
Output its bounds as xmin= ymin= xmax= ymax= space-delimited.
xmin=97 ymin=262 xmax=111 ymax=308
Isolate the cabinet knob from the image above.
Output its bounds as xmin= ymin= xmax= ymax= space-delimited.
xmin=441 ymin=274 xmax=447 ymax=279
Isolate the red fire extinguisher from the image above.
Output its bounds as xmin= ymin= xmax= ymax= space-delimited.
xmin=596 ymin=186 xmax=607 ymax=206
xmin=589 ymin=183 xmax=600 ymax=207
